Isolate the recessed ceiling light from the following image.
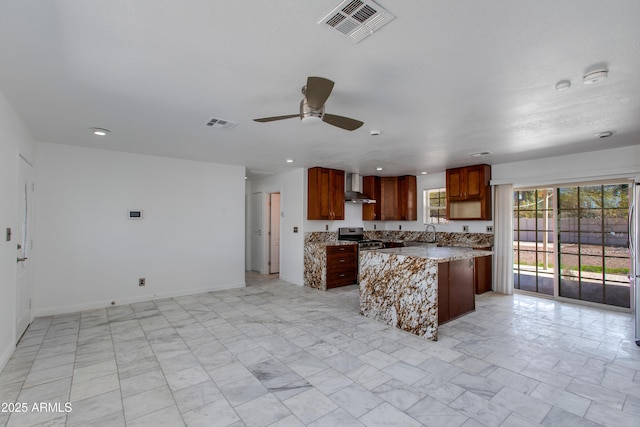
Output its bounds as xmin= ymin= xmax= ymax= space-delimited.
xmin=90 ymin=127 xmax=110 ymax=136
xmin=596 ymin=130 xmax=614 ymax=138
xmin=376 ymin=167 xmax=383 ymax=171
xmin=370 ymin=130 xmax=382 ymax=136
xmin=469 ymin=151 xmax=492 ymax=157
xmin=555 ymin=80 xmax=571 ymax=91
xmin=421 ymin=171 xmax=428 ymax=175
xmin=286 ymin=158 xmax=294 ymax=163
xmin=583 ymin=69 xmax=608 ymax=84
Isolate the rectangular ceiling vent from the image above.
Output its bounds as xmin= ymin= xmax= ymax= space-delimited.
xmin=206 ymin=117 xmax=237 ymax=130
xmin=319 ymin=0 xmax=395 ymax=43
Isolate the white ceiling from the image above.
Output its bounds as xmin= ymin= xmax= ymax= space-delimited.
xmin=1 ymin=1 xmax=639 ymax=179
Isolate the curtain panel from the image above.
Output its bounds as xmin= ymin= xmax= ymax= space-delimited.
xmin=493 ymin=184 xmax=514 ymax=294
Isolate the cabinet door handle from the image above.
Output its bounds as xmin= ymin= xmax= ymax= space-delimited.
xmin=339 ymin=274 xmax=345 ymax=277
xmin=339 ymin=259 xmax=345 ymax=262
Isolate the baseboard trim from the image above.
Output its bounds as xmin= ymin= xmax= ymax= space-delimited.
xmin=0 ymin=342 xmax=15 ymax=373
xmin=32 ymin=282 xmax=246 ymax=318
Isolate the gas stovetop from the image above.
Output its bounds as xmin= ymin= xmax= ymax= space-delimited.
xmin=337 ymin=228 xmax=385 ymax=249
xmin=357 ymin=240 xmax=385 ymax=250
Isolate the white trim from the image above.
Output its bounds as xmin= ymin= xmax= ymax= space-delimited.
xmin=32 ymin=282 xmax=246 ymax=317
xmin=490 ymin=167 xmax=639 ymax=187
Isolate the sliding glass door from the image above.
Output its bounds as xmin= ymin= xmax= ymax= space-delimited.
xmin=557 ymin=184 xmax=630 ymax=308
xmin=513 ymin=189 xmax=554 ymax=296
xmin=513 ymin=183 xmax=631 ymax=308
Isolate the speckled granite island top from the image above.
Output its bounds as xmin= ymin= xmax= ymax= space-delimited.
xmin=372 ymin=246 xmax=493 ymax=262
xmin=358 ymin=246 xmax=493 ymax=341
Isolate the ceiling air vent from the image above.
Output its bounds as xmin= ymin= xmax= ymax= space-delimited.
xmin=206 ymin=117 xmax=237 ymax=130
xmin=319 ymin=0 xmax=395 ymax=43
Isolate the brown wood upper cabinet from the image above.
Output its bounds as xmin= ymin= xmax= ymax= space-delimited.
xmin=446 ymin=164 xmax=491 ymax=220
xmin=362 ymin=175 xmax=416 ymax=221
xmin=308 ymin=167 xmax=345 ymax=220
xmin=398 ymin=175 xmax=417 ymax=221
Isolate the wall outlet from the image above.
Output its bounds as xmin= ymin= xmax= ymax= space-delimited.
xmin=139 ymin=278 xmax=145 ymax=286
xmin=463 ymin=225 xmax=469 ymax=232
xmin=486 ymin=225 xmax=493 ymax=233
xmin=374 ymin=224 xmax=377 ymax=230
xmin=293 ymin=226 xmax=299 ymax=233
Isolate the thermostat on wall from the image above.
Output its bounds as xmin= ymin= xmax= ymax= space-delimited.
xmin=128 ymin=210 xmax=143 ymax=219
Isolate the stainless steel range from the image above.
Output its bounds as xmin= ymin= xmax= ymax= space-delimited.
xmin=337 ymin=227 xmax=385 ymax=250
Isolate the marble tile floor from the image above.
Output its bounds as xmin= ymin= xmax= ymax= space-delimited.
xmin=1 ymin=272 xmax=639 ymax=426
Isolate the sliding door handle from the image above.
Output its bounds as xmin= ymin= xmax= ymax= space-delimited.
xmin=17 ymin=257 xmax=28 ymax=263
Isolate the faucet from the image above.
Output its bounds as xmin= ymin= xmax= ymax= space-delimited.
xmin=425 ymin=224 xmax=436 ymax=243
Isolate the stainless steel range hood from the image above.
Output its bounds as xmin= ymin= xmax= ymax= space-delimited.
xmin=345 ymin=173 xmax=376 ymax=204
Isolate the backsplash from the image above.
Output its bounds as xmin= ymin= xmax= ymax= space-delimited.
xmin=305 ymin=231 xmax=493 ymax=248
xmin=305 ymin=232 xmax=339 ymax=245
xmin=365 ymin=231 xmax=493 ymax=248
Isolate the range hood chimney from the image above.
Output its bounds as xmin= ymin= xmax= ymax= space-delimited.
xmin=345 ymin=173 xmax=376 ymax=204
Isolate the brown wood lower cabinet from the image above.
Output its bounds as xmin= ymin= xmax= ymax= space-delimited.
xmin=438 ymin=258 xmax=476 ymax=324
xmin=474 ymin=252 xmax=492 ymax=294
xmin=326 ymin=245 xmax=357 ymax=289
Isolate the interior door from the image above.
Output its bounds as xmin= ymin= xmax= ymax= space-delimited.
xmin=250 ymin=192 xmax=263 ymax=273
xmin=269 ymin=193 xmax=280 ymax=274
xmin=16 ymin=156 xmax=33 ymax=341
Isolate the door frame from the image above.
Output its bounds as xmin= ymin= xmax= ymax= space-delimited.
xmin=250 ymin=192 xmax=263 ymax=273
xmin=269 ymin=192 xmax=281 ymax=274
xmin=513 ymin=180 xmax=633 ymax=311
xmin=16 ymin=154 xmax=34 ymax=342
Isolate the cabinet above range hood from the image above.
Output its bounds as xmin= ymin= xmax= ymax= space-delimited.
xmin=345 ymin=173 xmax=376 ymax=204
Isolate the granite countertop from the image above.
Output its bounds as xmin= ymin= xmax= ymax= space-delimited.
xmin=309 ymin=240 xmax=358 ymax=247
xmin=371 ymin=246 xmax=493 ymax=262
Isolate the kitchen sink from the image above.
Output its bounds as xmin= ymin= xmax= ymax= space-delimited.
xmin=402 ymin=241 xmax=438 ymax=247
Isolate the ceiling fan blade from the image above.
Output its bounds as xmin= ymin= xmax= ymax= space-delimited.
xmin=306 ymin=77 xmax=334 ymax=109
xmin=322 ymin=114 xmax=364 ymax=131
xmin=253 ymin=114 xmax=299 ymax=123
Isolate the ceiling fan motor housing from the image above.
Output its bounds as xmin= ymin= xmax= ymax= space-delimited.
xmin=300 ymin=98 xmax=324 ymax=120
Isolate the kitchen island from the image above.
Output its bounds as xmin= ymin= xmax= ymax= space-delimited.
xmin=359 ymin=246 xmax=493 ymax=341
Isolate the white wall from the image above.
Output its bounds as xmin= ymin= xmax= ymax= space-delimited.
xmin=34 ymin=143 xmax=246 ymax=316
xmin=0 ymin=91 xmax=36 ymax=369
xmin=248 ymin=168 xmax=305 ymax=285
xmin=492 ymin=145 xmax=640 ymax=186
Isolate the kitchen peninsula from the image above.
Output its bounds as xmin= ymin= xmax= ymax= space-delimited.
xmin=359 ymin=245 xmax=493 ymax=341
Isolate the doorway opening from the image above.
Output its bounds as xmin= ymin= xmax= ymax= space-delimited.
xmin=269 ymin=192 xmax=280 ymax=275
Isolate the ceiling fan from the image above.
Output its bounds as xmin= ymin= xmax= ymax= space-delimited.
xmin=253 ymin=77 xmax=364 ymax=131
